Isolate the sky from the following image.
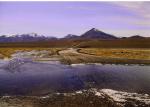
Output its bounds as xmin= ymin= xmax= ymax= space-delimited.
xmin=0 ymin=2 xmax=150 ymax=37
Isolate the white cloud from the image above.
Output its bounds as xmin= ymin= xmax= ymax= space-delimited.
xmin=114 ymin=2 xmax=150 ymax=28
xmin=114 ymin=2 xmax=150 ymax=19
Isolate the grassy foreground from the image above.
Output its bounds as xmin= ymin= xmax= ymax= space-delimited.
xmin=59 ymin=48 xmax=150 ymax=65
xmin=0 ymin=47 xmax=150 ymax=65
xmin=0 ymin=48 xmax=62 ymax=58
xmin=79 ymin=48 xmax=150 ymax=60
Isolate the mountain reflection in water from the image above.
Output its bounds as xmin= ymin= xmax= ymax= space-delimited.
xmin=0 ymin=59 xmax=150 ymax=96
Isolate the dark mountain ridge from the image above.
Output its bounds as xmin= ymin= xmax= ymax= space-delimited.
xmin=0 ymin=33 xmax=57 ymax=42
xmin=80 ymin=28 xmax=117 ymax=39
xmin=63 ymin=34 xmax=79 ymax=39
xmin=0 ymin=28 xmax=148 ymax=42
xmin=129 ymin=35 xmax=145 ymax=39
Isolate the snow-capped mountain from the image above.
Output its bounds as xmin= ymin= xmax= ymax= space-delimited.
xmin=0 ymin=33 xmax=57 ymax=42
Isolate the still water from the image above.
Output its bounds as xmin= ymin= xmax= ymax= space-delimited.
xmin=0 ymin=59 xmax=150 ymax=96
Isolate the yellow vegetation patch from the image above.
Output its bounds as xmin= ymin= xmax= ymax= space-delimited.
xmin=0 ymin=48 xmax=62 ymax=58
xmin=79 ymin=48 xmax=150 ymax=60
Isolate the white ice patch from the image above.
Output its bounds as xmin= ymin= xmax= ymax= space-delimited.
xmin=41 ymin=95 xmax=49 ymax=99
xmin=11 ymin=50 xmax=50 ymax=59
xmin=71 ymin=63 xmax=86 ymax=67
xmin=76 ymin=91 xmax=82 ymax=94
xmin=2 ymin=96 xmax=10 ymax=98
xmin=95 ymin=92 xmax=103 ymax=97
xmin=101 ymin=89 xmax=150 ymax=104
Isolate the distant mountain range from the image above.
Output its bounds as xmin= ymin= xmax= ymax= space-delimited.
xmin=64 ymin=34 xmax=79 ymax=39
xmin=0 ymin=28 xmax=148 ymax=42
xmin=0 ymin=33 xmax=57 ymax=42
xmin=63 ymin=28 xmax=117 ymax=40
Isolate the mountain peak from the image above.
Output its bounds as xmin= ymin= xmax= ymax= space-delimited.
xmin=90 ymin=28 xmax=100 ymax=32
xmin=81 ymin=28 xmax=117 ymax=39
xmin=64 ymin=34 xmax=79 ymax=39
xmin=129 ymin=35 xmax=144 ymax=39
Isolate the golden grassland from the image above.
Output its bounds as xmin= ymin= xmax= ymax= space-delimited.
xmin=57 ymin=48 xmax=150 ymax=65
xmin=0 ymin=48 xmax=62 ymax=58
xmin=79 ymin=48 xmax=150 ymax=60
xmin=60 ymin=52 xmax=94 ymax=64
xmin=0 ymin=47 xmax=150 ymax=64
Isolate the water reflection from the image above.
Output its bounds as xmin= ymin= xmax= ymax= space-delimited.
xmin=0 ymin=61 xmax=150 ymax=96
xmin=2 ymin=58 xmax=32 ymax=73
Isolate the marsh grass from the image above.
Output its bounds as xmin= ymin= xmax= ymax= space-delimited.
xmin=0 ymin=48 xmax=62 ymax=58
xmin=0 ymin=47 xmax=150 ymax=65
xmin=79 ymin=48 xmax=150 ymax=60
xmin=59 ymin=48 xmax=150 ymax=65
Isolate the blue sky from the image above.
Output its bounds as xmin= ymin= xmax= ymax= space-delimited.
xmin=0 ymin=2 xmax=150 ymax=37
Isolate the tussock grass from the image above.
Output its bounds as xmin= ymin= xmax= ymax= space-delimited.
xmin=79 ymin=48 xmax=150 ymax=60
xmin=0 ymin=48 xmax=62 ymax=58
xmin=60 ymin=48 xmax=150 ymax=65
xmin=0 ymin=47 xmax=150 ymax=65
